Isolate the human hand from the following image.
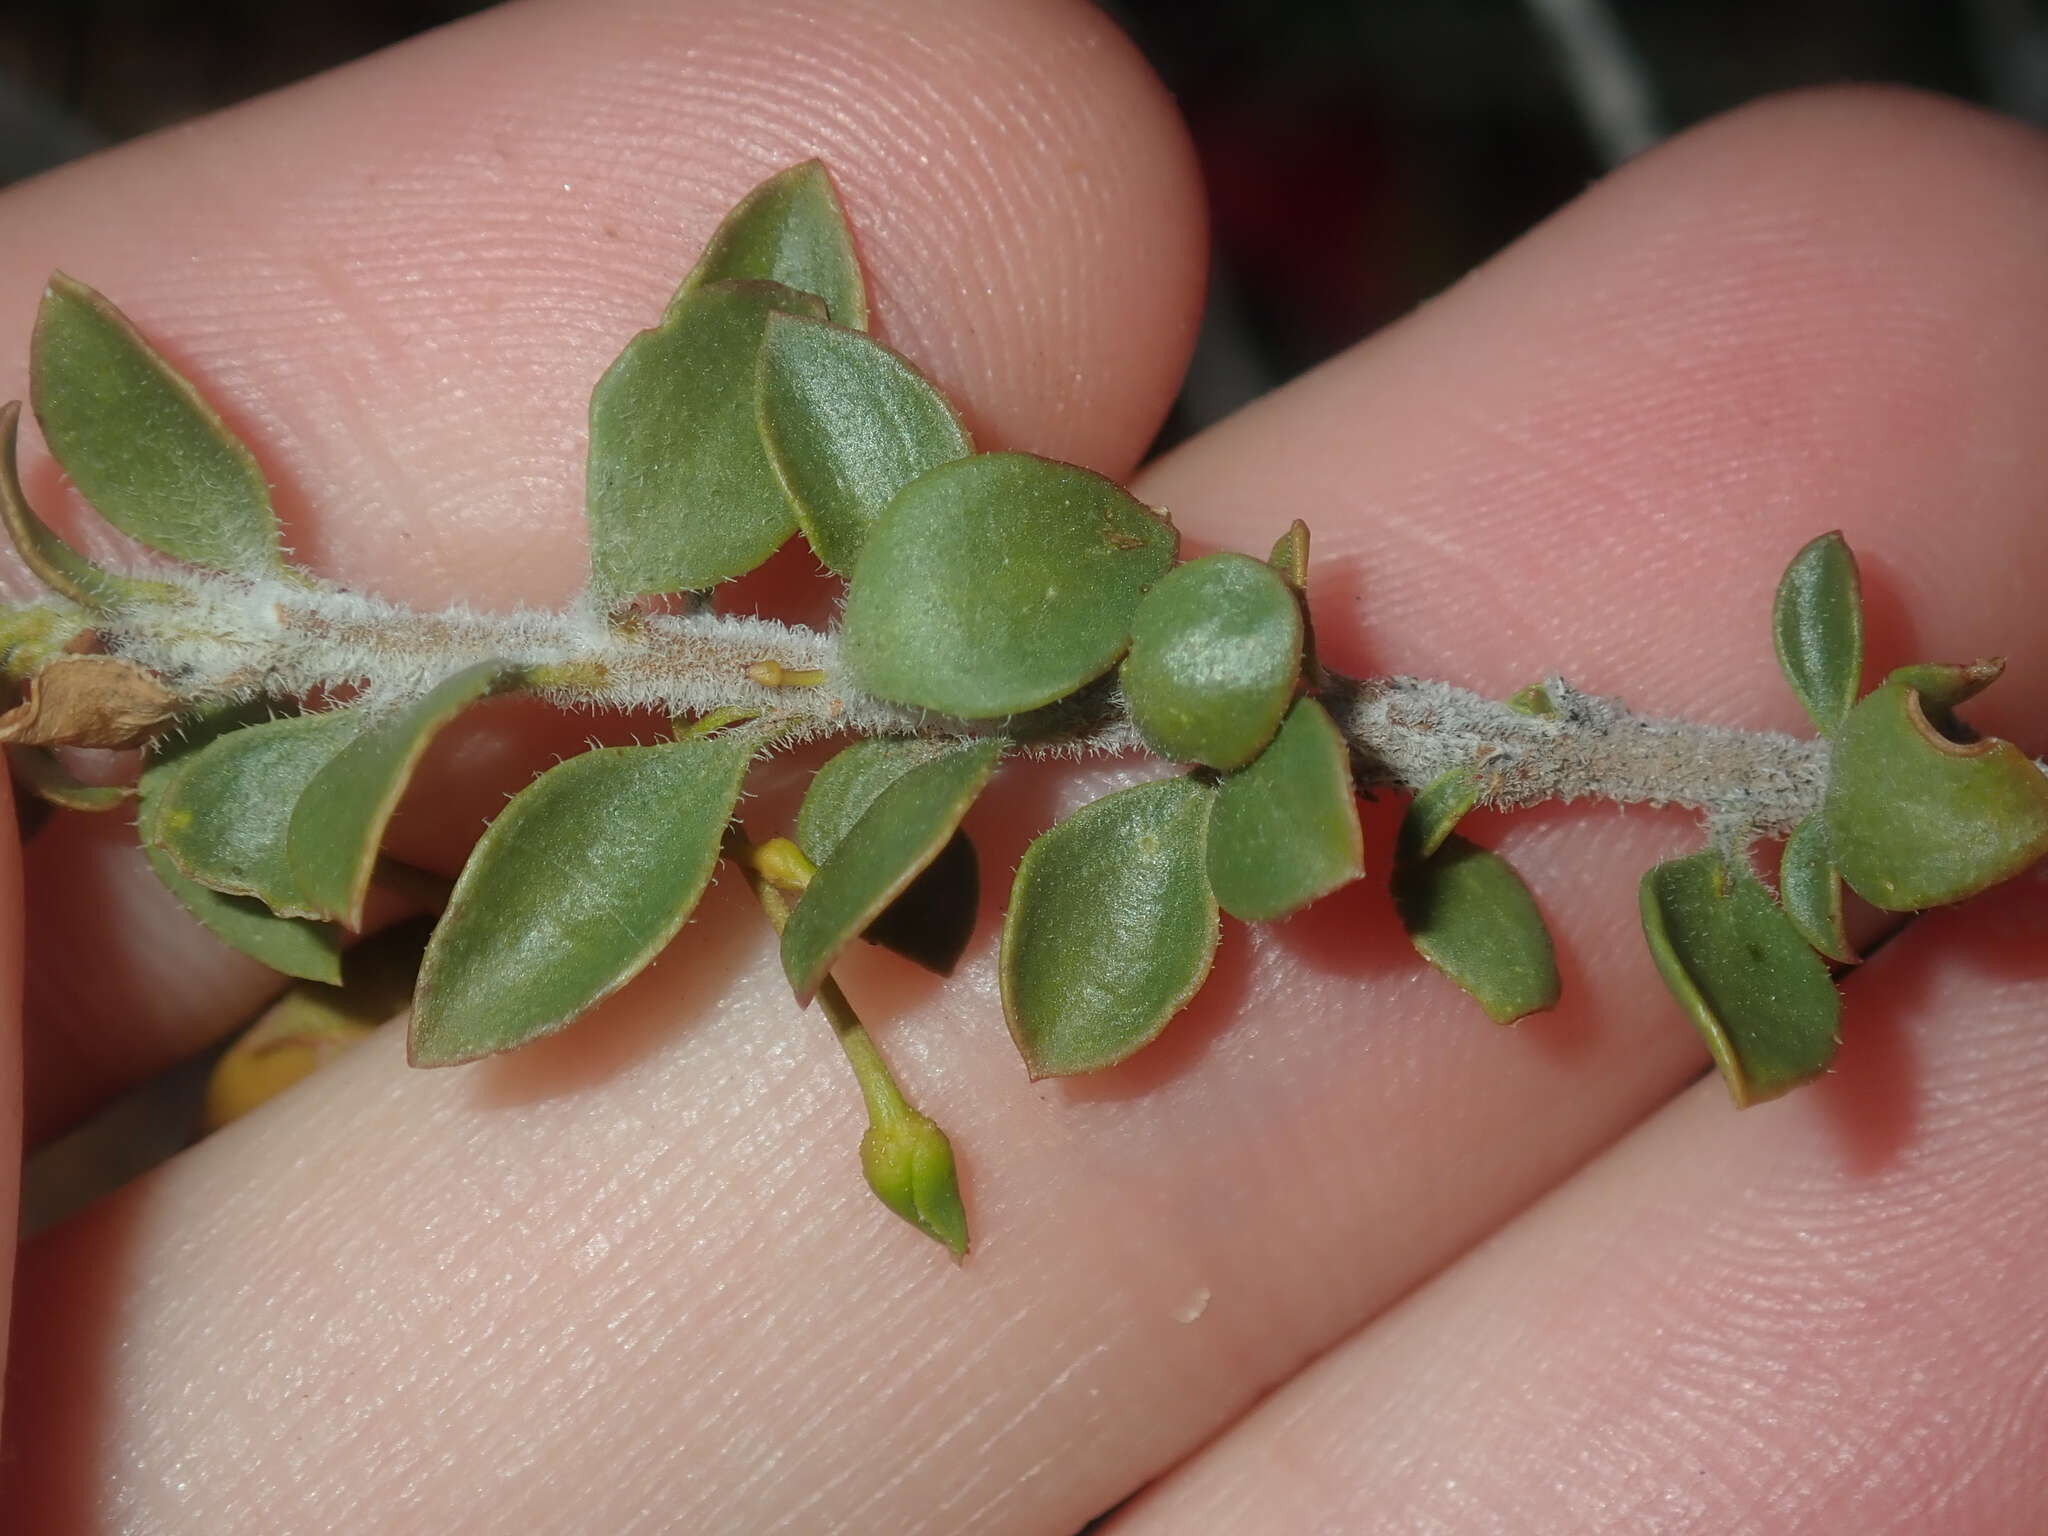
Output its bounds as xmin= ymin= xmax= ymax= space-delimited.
xmin=4 ymin=2 xmax=2048 ymax=1530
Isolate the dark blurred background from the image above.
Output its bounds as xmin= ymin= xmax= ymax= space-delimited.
xmin=2 ymin=0 xmax=2042 ymax=448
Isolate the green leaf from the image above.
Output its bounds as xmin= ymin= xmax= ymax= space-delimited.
xmin=587 ymin=278 xmax=827 ymax=600
xmin=1638 ymin=850 xmax=1841 ymax=1105
xmin=1268 ymin=519 xmax=1310 ymax=591
xmin=1772 ymin=530 xmax=1862 ymax=736
xmin=1779 ymin=814 xmax=1856 ymax=964
xmin=1393 ymin=834 xmax=1559 ymax=1025
xmin=1824 ymin=674 xmax=2048 ymax=910
xmin=1122 ymin=552 xmax=1302 ymax=769
xmin=1396 ymin=764 xmax=1486 ymax=864
xmin=32 ymin=274 xmax=285 ymax=576
xmin=796 ymin=736 xmax=983 ymax=976
xmin=1001 ymin=776 xmax=1218 ymax=1077
xmin=758 ymin=312 xmax=970 ymax=573
xmin=843 ymin=453 xmax=1178 ymax=718
xmin=287 ymin=663 xmax=510 ymax=927
xmin=0 ymin=400 xmax=141 ymax=609
xmin=1887 ymin=658 xmax=2003 ymax=724
xmin=149 ymin=708 xmax=367 ymax=913
xmin=781 ymin=739 xmax=998 ymax=1002
xmin=410 ymin=732 xmax=757 ymax=1065
xmin=1207 ymin=696 xmax=1362 ymax=920
xmin=137 ymin=706 xmax=343 ymax=982
xmin=673 ymin=161 xmax=868 ymax=330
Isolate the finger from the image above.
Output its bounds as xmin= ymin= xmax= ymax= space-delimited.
xmin=1110 ymin=880 xmax=2048 ymax=1534
xmin=1 ymin=0 xmax=1206 ymax=1138
xmin=11 ymin=86 xmax=2048 ymax=1534
xmin=0 ymin=770 xmax=24 ymax=1409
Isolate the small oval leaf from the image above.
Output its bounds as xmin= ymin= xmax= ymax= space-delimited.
xmin=1396 ymin=764 xmax=1486 ymax=864
xmin=150 ymin=708 xmax=367 ymax=913
xmin=587 ymin=279 xmax=827 ymax=600
xmin=1208 ymin=696 xmax=1362 ymax=921
xmin=1772 ymin=530 xmax=1862 ymax=736
xmin=137 ymin=705 xmax=343 ymax=982
xmin=1393 ymin=834 xmax=1560 ymax=1025
xmin=287 ymin=663 xmax=510 ymax=927
xmin=782 ymin=739 xmax=1000 ymax=1003
xmin=1122 ymin=552 xmax=1302 ymax=769
xmin=1779 ymin=814 xmax=1856 ymax=964
xmin=1825 ymin=677 xmax=2048 ymax=910
xmin=32 ymin=274 xmax=285 ymax=575
xmin=1001 ymin=776 xmax=1218 ymax=1077
xmin=843 ymin=453 xmax=1178 ymax=718
xmin=410 ymin=732 xmax=757 ymax=1065
xmin=759 ymin=312 xmax=970 ymax=573
xmin=1638 ymin=850 xmax=1841 ymax=1105
xmin=673 ymin=161 xmax=868 ymax=330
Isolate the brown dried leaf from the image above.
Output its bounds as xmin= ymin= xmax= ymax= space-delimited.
xmin=0 ymin=655 xmax=177 ymax=748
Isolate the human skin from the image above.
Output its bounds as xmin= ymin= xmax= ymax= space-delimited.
xmin=3 ymin=1 xmax=2048 ymax=1530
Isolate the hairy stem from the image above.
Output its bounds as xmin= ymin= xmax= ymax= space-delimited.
xmin=28 ymin=568 xmax=1830 ymax=838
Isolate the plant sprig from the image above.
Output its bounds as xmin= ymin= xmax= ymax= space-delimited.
xmin=6 ymin=163 xmax=2047 ymax=1257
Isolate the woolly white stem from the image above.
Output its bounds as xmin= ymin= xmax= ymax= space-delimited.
xmin=54 ymin=570 xmax=1828 ymax=836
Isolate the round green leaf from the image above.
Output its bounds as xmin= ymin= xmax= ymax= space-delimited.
xmin=1208 ymin=696 xmax=1362 ymax=921
xmin=586 ymin=279 xmax=826 ymax=600
xmin=759 ymin=312 xmax=970 ymax=573
xmin=1825 ymin=676 xmax=2048 ymax=910
xmin=782 ymin=739 xmax=1000 ymax=1003
xmin=150 ymin=708 xmax=367 ymax=914
xmin=1001 ymin=776 xmax=1218 ymax=1077
xmin=1122 ymin=552 xmax=1302 ymax=769
xmin=1772 ymin=530 xmax=1863 ymax=736
xmin=1638 ymin=850 xmax=1841 ymax=1105
xmin=1779 ymin=814 xmax=1856 ymax=964
xmin=842 ymin=453 xmax=1178 ymax=718
xmin=410 ymin=732 xmax=757 ymax=1065
xmin=1393 ymin=834 xmax=1559 ymax=1025
xmin=287 ymin=663 xmax=510 ymax=927
xmin=32 ymin=274 xmax=285 ymax=576
xmin=672 ymin=160 xmax=868 ymax=331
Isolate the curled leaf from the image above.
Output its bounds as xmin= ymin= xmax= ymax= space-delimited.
xmin=759 ymin=312 xmax=970 ymax=573
xmin=149 ymin=708 xmax=366 ymax=912
xmin=1207 ymin=696 xmax=1362 ymax=921
xmin=0 ymin=400 xmax=136 ymax=608
xmin=0 ymin=655 xmax=176 ymax=748
xmin=32 ymin=274 xmax=286 ymax=575
xmin=1001 ymin=776 xmax=1218 ymax=1077
xmin=1393 ymin=835 xmax=1559 ymax=1025
xmin=1825 ymin=673 xmax=2048 ymax=910
xmin=1122 ymin=552 xmax=1302 ymax=770
xmin=1778 ymin=814 xmax=1856 ymax=964
xmin=1772 ymin=530 xmax=1862 ymax=736
xmin=1639 ymin=850 xmax=1841 ymax=1105
xmin=843 ymin=453 xmax=1178 ymax=718
xmin=1396 ymin=764 xmax=1486 ymax=864
xmin=287 ymin=663 xmax=510 ymax=927
xmin=782 ymin=739 xmax=1000 ymax=1003
xmin=795 ymin=736 xmax=987 ymax=978
xmin=411 ymin=731 xmax=758 ymax=1065
xmin=137 ymin=704 xmax=343 ymax=982
xmin=587 ymin=279 xmax=827 ymax=600
xmin=673 ymin=160 xmax=868 ymax=330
